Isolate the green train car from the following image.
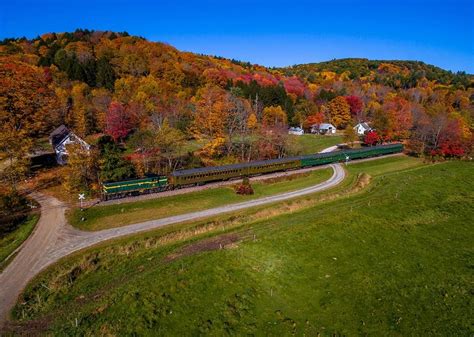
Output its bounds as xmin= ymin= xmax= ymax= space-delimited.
xmin=101 ymin=143 xmax=403 ymax=200
xmin=102 ymin=176 xmax=168 ymax=200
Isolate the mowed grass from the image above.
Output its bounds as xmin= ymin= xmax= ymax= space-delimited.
xmin=71 ymin=168 xmax=333 ymax=231
xmin=0 ymin=214 xmax=39 ymax=271
xmin=10 ymin=157 xmax=473 ymax=336
xmin=291 ymin=134 xmax=343 ymax=154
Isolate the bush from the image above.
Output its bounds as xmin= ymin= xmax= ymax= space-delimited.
xmin=235 ymin=176 xmax=254 ymax=195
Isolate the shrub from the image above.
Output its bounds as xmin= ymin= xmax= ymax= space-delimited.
xmin=235 ymin=176 xmax=254 ymax=195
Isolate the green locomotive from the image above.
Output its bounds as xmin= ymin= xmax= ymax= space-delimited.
xmin=102 ymin=143 xmax=403 ymax=200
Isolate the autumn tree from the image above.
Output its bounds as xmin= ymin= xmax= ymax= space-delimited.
xmin=127 ymin=129 xmax=156 ymax=175
xmin=191 ymin=84 xmax=227 ymax=140
xmin=293 ymin=99 xmax=318 ymax=127
xmin=345 ymin=95 xmax=364 ymax=121
xmin=247 ymin=113 xmax=258 ymax=130
xmin=304 ymin=112 xmax=324 ymax=130
xmin=0 ymin=59 xmax=60 ymax=189
xmin=328 ymin=96 xmax=351 ymax=128
xmin=383 ymin=96 xmax=413 ymax=139
xmin=364 ymin=130 xmax=380 ymax=146
xmin=343 ymin=124 xmax=358 ymax=148
xmin=0 ymin=127 xmax=32 ymax=190
xmin=156 ymin=119 xmax=186 ymax=172
xmin=0 ymin=59 xmax=60 ymax=137
xmin=105 ymin=101 xmax=135 ymax=142
xmin=262 ymin=105 xmax=287 ymax=129
xmin=62 ymin=143 xmax=98 ymax=193
xmin=224 ymin=93 xmax=252 ymax=155
xmin=70 ymin=82 xmax=91 ymax=137
xmin=191 ymin=84 xmax=229 ymax=158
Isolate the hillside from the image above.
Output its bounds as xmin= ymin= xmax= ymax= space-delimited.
xmin=0 ymin=29 xmax=473 ymax=197
xmin=278 ymin=58 xmax=473 ymax=88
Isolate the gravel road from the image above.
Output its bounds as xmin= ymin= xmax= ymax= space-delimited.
xmin=0 ymin=161 xmax=345 ymax=328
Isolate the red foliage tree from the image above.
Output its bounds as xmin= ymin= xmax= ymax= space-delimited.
xmin=345 ymin=95 xmax=363 ymax=118
xmin=364 ymin=131 xmax=380 ymax=146
xmin=105 ymin=101 xmax=134 ymax=142
xmin=437 ymin=118 xmax=466 ymax=157
xmin=283 ymin=76 xmax=306 ymax=96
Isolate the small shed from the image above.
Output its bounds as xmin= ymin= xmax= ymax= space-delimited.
xmin=311 ymin=123 xmax=337 ymax=135
xmin=49 ymin=125 xmax=90 ymax=165
xmin=354 ymin=122 xmax=372 ymax=135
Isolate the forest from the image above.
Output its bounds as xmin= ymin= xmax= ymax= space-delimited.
xmin=0 ymin=29 xmax=473 ymax=197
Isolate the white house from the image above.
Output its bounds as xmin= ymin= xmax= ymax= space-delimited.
xmin=311 ymin=123 xmax=337 ymax=135
xmin=353 ymin=122 xmax=372 ymax=135
xmin=288 ymin=127 xmax=304 ymax=136
xmin=49 ymin=125 xmax=90 ymax=165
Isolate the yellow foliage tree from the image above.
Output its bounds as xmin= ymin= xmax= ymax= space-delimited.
xmin=62 ymin=143 xmax=98 ymax=194
xmin=328 ymin=96 xmax=351 ymax=128
xmin=71 ymin=83 xmax=90 ymax=137
xmin=247 ymin=113 xmax=258 ymax=130
xmin=262 ymin=105 xmax=287 ymax=128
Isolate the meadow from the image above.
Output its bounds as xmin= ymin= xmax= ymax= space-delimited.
xmin=8 ymin=157 xmax=473 ymax=336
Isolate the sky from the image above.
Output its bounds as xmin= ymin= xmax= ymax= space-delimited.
xmin=1 ymin=0 xmax=473 ymax=73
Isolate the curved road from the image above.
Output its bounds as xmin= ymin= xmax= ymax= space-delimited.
xmin=0 ymin=162 xmax=344 ymax=328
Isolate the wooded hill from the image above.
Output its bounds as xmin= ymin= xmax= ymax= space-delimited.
xmin=1 ymin=29 xmax=472 ymax=193
xmin=278 ymin=58 xmax=473 ymax=88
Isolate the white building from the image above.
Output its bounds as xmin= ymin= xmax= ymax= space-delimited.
xmin=353 ymin=122 xmax=372 ymax=135
xmin=49 ymin=125 xmax=90 ymax=165
xmin=311 ymin=123 xmax=337 ymax=135
xmin=288 ymin=127 xmax=304 ymax=136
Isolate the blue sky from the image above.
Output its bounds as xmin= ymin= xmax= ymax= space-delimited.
xmin=1 ymin=0 xmax=473 ymax=72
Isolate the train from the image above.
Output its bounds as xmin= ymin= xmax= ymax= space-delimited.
xmin=101 ymin=143 xmax=403 ymax=200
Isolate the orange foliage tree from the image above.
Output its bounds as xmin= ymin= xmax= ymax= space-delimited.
xmin=328 ymin=96 xmax=351 ymax=128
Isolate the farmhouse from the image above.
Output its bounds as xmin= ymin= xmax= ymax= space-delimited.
xmin=311 ymin=123 xmax=337 ymax=135
xmin=354 ymin=122 xmax=372 ymax=135
xmin=49 ymin=125 xmax=90 ymax=165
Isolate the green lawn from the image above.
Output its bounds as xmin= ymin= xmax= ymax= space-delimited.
xmin=0 ymin=214 xmax=39 ymax=271
xmin=70 ymin=168 xmax=333 ymax=231
xmin=290 ymin=134 xmax=344 ymax=154
xmin=10 ymin=157 xmax=472 ymax=336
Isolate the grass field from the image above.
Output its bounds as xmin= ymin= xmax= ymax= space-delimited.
xmin=10 ymin=156 xmax=473 ymax=336
xmin=70 ymin=168 xmax=333 ymax=231
xmin=0 ymin=214 xmax=39 ymax=271
xmin=291 ymin=134 xmax=344 ymax=154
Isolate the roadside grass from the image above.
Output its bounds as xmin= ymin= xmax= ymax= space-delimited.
xmin=8 ymin=156 xmax=471 ymax=336
xmin=290 ymin=134 xmax=343 ymax=154
xmin=69 ymin=168 xmax=333 ymax=231
xmin=0 ymin=214 xmax=39 ymax=271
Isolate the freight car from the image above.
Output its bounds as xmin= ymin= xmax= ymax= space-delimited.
xmin=102 ymin=143 xmax=403 ymax=200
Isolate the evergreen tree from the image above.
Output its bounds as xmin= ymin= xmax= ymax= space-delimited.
xmin=99 ymin=142 xmax=135 ymax=182
xmin=96 ymin=57 xmax=116 ymax=90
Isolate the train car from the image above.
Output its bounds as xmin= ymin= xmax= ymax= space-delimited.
xmin=102 ymin=176 xmax=168 ymax=200
xmin=169 ymin=157 xmax=301 ymax=187
xmin=345 ymin=143 xmax=403 ymax=161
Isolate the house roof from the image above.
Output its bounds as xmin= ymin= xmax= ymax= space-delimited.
xmin=49 ymin=125 xmax=70 ymax=147
xmin=355 ymin=122 xmax=371 ymax=130
xmin=312 ymin=123 xmax=336 ymax=129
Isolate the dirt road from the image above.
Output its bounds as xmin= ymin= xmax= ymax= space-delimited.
xmin=0 ymin=162 xmax=345 ymax=328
